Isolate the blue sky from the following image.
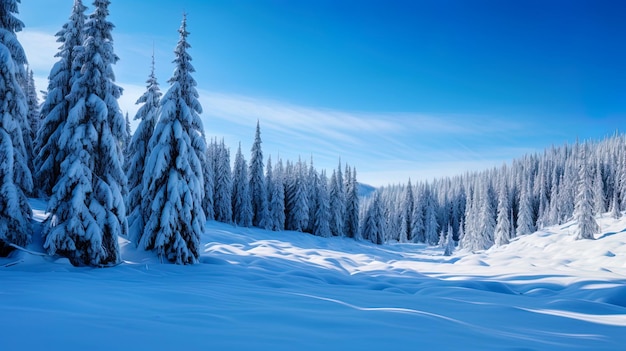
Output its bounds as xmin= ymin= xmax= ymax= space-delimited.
xmin=16 ymin=0 xmax=626 ymax=186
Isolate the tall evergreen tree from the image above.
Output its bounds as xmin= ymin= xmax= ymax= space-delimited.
xmin=35 ymin=0 xmax=86 ymax=197
xmin=203 ymin=140 xmax=215 ymax=220
xmin=443 ymin=224 xmax=455 ymax=256
xmin=123 ymin=112 xmax=131 ymax=154
xmin=610 ymin=166 xmax=621 ymax=219
xmin=22 ymin=68 xmax=37 ymax=176
xmin=266 ymin=156 xmax=285 ymax=231
xmin=0 ymin=0 xmax=32 ymax=254
xmin=286 ymin=159 xmax=309 ymax=232
xmin=399 ymin=179 xmax=414 ymax=242
xmin=125 ymin=54 xmax=161 ymax=244
xmin=494 ymin=179 xmax=512 ymax=246
xmin=329 ymin=163 xmax=346 ymax=236
xmin=306 ymin=158 xmax=317 ymax=233
xmin=593 ymin=160 xmax=606 ymax=216
xmin=232 ymin=143 xmax=252 ymax=227
xmin=25 ymin=69 xmax=38 ymax=147
xmin=249 ymin=120 xmax=269 ymax=228
xmin=344 ymin=166 xmax=360 ymax=239
xmin=410 ymin=185 xmax=426 ymax=243
xmin=44 ymin=0 xmax=125 ymax=266
xmin=516 ymin=181 xmax=535 ymax=235
xmin=574 ymin=147 xmax=599 ymax=240
xmin=139 ymin=14 xmax=207 ymax=264
xmin=362 ymin=192 xmax=385 ymax=245
xmin=312 ymin=170 xmax=331 ymax=238
xmin=213 ymin=139 xmax=232 ymax=223
xmin=424 ymin=186 xmax=439 ymax=245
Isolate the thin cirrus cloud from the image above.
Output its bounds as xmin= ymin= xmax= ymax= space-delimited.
xmin=197 ymin=91 xmax=533 ymax=185
xmin=17 ymin=28 xmax=533 ymax=187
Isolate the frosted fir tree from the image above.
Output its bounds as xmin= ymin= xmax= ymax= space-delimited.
xmin=249 ymin=120 xmax=269 ymax=228
xmin=139 ymin=14 xmax=207 ymax=264
xmin=362 ymin=192 xmax=385 ymax=245
xmin=619 ymin=151 xmax=626 ymax=212
xmin=286 ymin=159 xmax=309 ymax=232
xmin=123 ymin=112 xmax=131 ymax=154
xmin=213 ymin=139 xmax=233 ymax=223
xmin=313 ymin=170 xmax=332 ymax=238
xmin=125 ymin=54 xmax=161 ymax=244
xmin=574 ymin=148 xmax=599 ymax=240
xmin=329 ymin=166 xmax=345 ymax=236
xmin=399 ymin=179 xmax=414 ymax=242
xmin=266 ymin=156 xmax=285 ymax=231
xmin=424 ymin=187 xmax=439 ymax=245
xmin=35 ymin=0 xmax=86 ymax=197
xmin=232 ymin=143 xmax=253 ymax=227
xmin=25 ymin=69 xmax=38 ymax=158
xmin=19 ymin=68 xmax=36 ymax=180
xmin=306 ymin=159 xmax=317 ymax=233
xmin=494 ymin=179 xmax=511 ymax=246
xmin=203 ymin=141 xmax=215 ymax=220
xmin=410 ymin=185 xmax=425 ymax=243
xmin=610 ymin=167 xmax=621 ymax=219
xmin=443 ymin=224 xmax=455 ymax=256
xmin=592 ymin=161 xmax=606 ymax=216
xmin=44 ymin=0 xmax=126 ymax=266
xmin=477 ymin=179 xmax=496 ymax=249
xmin=0 ymin=0 xmax=33 ymax=255
xmin=516 ymin=181 xmax=535 ymax=235
xmin=344 ymin=166 xmax=360 ymax=239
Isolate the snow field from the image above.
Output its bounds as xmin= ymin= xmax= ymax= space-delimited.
xmin=1 ymin=200 xmax=626 ymax=350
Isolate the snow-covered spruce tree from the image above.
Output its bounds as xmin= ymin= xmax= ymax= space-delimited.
xmin=286 ymin=159 xmax=309 ymax=232
xmin=125 ymin=54 xmax=161 ymax=244
xmin=516 ymin=181 xmax=535 ymax=235
xmin=494 ymin=178 xmax=511 ymax=246
xmin=35 ymin=0 xmax=86 ymax=197
xmin=329 ymin=163 xmax=346 ymax=236
xmin=249 ymin=120 xmax=269 ymax=228
xmin=593 ymin=160 xmax=606 ymax=216
xmin=424 ymin=186 xmax=439 ymax=245
xmin=232 ymin=143 xmax=252 ymax=227
xmin=44 ymin=0 xmax=126 ymax=266
xmin=313 ymin=170 xmax=331 ymax=238
xmin=123 ymin=112 xmax=131 ymax=154
xmin=574 ymin=147 xmax=599 ymax=240
xmin=443 ymin=224 xmax=455 ymax=256
xmin=213 ymin=139 xmax=232 ymax=223
xmin=139 ymin=14 xmax=207 ymax=264
xmin=266 ymin=156 xmax=285 ymax=231
xmin=399 ymin=178 xmax=414 ymax=242
xmin=18 ymin=67 xmax=37 ymax=179
xmin=344 ymin=165 xmax=360 ymax=239
xmin=362 ymin=192 xmax=385 ymax=245
xmin=610 ymin=165 xmax=621 ymax=219
xmin=306 ymin=158 xmax=317 ymax=233
xmin=203 ymin=139 xmax=215 ymax=220
xmin=469 ymin=178 xmax=495 ymax=250
xmin=25 ymin=69 xmax=39 ymax=160
xmin=0 ymin=0 xmax=33 ymax=255
xmin=410 ymin=184 xmax=426 ymax=243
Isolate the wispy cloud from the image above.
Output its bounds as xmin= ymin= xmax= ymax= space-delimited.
xmin=17 ymin=30 xmax=59 ymax=73
xmin=17 ymin=28 xmax=538 ymax=187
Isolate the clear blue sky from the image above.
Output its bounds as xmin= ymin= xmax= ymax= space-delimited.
xmin=16 ymin=0 xmax=626 ymax=186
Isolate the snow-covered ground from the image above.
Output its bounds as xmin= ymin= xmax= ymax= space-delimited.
xmin=1 ymin=199 xmax=626 ymax=350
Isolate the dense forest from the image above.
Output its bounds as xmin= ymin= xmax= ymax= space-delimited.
xmin=0 ymin=0 xmax=611 ymax=267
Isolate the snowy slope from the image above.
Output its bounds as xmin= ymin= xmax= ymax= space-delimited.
xmin=1 ymin=200 xmax=625 ymax=350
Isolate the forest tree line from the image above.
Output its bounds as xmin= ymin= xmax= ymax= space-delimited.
xmin=0 ymin=0 xmax=609 ymax=267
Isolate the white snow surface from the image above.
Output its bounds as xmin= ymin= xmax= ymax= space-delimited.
xmin=2 ymin=199 xmax=626 ymax=350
